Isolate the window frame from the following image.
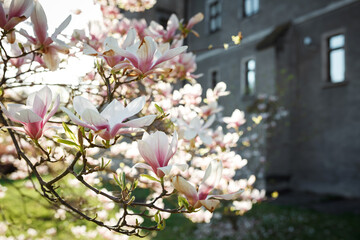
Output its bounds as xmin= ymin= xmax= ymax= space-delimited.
xmin=321 ymin=28 xmax=348 ymax=88
xmin=243 ymin=0 xmax=259 ymax=18
xmin=208 ymin=67 xmax=221 ymax=89
xmin=206 ymin=0 xmax=222 ymax=34
xmin=241 ymin=56 xmax=256 ymax=96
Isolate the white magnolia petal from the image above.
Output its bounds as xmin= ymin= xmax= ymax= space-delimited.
xmin=172 ymin=163 xmax=188 ymax=172
xmin=199 ymin=199 xmax=220 ymax=212
xmin=122 ymin=28 xmax=136 ymax=48
xmin=83 ymin=44 xmax=98 ymax=56
xmin=15 ymin=109 xmax=42 ymax=123
xmin=202 ymin=114 xmax=216 ymax=130
xmin=199 ymin=159 xmax=223 ymax=197
xmin=125 ymin=96 xmax=145 ymax=116
xmin=122 ymin=115 xmax=156 ymax=128
xmin=100 ymin=99 xmax=127 ymax=127
xmin=157 ymin=165 xmax=172 ymax=176
xmin=154 ymin=46 xmax=187 ymax=66
xmin=104 ymin=36 xmax=121 ymax=52
xmin=184 ymin=129 xmax=197 ymax=140
xmin=164 ymin=130 xmax=178 ymax=165
xmin=208 ymin=190 xmax=244 ymax=201
xmin=199 ymin=132 xmax=213 ymax=145
xmin=51 ymin=15 xmax=71 ymax=41
xmin=73 ymin=96 xmax=98 ymax=116
xmin=137 ymin=36 xmax=157 ymax=66
xmin=60 ymin=107 xmax=95 ymax=130
xmin=81 ymin=109 xmax=108 ymax=128
xmin=171 ymin=176 xmax=198 ymax=206
xmin=44 ymin=95 xmax=60 ymax=124
xmin=133 ymin=162 xmax=153 ymax=171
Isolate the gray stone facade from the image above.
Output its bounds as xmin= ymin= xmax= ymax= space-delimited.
xmin=135 ymin=0 xmax=360 ymax=197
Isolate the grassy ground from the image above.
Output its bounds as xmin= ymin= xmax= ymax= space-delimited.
xmin=1 ymin=179 xmax=360 ymax=239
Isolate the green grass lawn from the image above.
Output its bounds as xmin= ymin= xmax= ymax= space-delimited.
xmin=1 ymin=179 xmax=360 ymax=239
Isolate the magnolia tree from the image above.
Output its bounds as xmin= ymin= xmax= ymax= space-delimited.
xmin=0 ymin=0 xmax=268 ymax=238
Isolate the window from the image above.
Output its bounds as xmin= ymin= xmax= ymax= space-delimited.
xmin=243 ymin=0 xmax=259 ymax=17
xmin=211 ymin=70 xmax=218 ymax=88
xmin=327 ymin=34 xmax=345 ymax=83
xmin=245 ymin=59 xmax=256 ymax=95
xmin=208 ymin=0 xmax=222 ymax=33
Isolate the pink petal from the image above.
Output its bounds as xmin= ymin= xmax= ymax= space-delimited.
xmin=138 ymin=139 xmax=159 ymax=172
xmin=0 ymin=3 xmax=6 ymax=28
xmin=8 ymin=0 xmax=33 ymax=19
xmin=31 ymin=1 xmax=48 ymax=44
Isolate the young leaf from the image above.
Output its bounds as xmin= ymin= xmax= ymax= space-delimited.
xmin=140 ymin=174 xmax=161 ymax=183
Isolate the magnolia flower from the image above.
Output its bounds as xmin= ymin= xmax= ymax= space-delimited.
xmin=83 ymin=28 xmax=136 ymax=68
xmin=183 ymin=115 xmax=215 ymax=145
xmin=112 ymin=36 xmax=187 ymax=77
xmin=223 ymin=109 xmax=246 ymax=129
xmin=0 ymin=0 xmax=34 ymax=31
xmin=134 ymin=131 xmax=187 ymax=178
xmin=146 ymin=14 xmax=179 ymax=42
xmin=20 ymin=1 xmax=71 ymax=71
xmin=172 ymin=159 xmax=241 ymax=212
xmin=61 ymin=96 xmax=156 ymax=140
xmin=0 ymin=86 xmax=60 ymax=139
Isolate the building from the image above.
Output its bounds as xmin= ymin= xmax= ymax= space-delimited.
xmin=132 ymin=0 xmax=360 ymax=197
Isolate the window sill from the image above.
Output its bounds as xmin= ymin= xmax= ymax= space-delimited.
xmin=322 ymin=80 xmax=349 ymax=89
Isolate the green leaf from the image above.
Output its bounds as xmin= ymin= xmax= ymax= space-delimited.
xmin=140 ymin=174 xmax=161 ymax=183
xmin=155 ymin=104 xmax=164 ymax=114
xmin=178 ymin=195 xmax=189 ymax=209
xmin=62 ymin=122 xmax=77 ymax=142
xmin=55 ymin=138 xmax=80 ymax=149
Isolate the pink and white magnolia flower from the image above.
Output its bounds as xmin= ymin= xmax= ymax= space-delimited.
xmin=134 ymin=131 xmax=187 ymax=178
xmin=182 ymin=115 xmax=215 ymax=145
xmin=61 ymin=96 xmax=156 ymax=141
xmin=20 ymin=1 xmax=71 ymax=71
xmin=83 ymin=28 xmax=136 ymax=68
xmin=0 ymin=0 xmax=34 ymax=31
xmin=172 ymin=159 xmax=241 ymax=212
xmin=112 ymin=36 xmax=187 ymax=77
xmin=146 ymin=14 xmax=179 ymax=42
xmin=223 ymin=109 xmax=246 ymax=129
xmin=0 ymin=86 xmax=60 ymax=139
